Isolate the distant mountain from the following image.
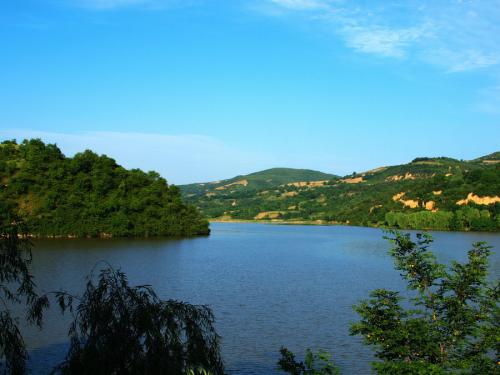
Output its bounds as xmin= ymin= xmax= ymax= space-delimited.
xmin=180 ymin=154 xmax=500 ymax=232
xmin=181 ymin=168 xmax=337 ymax=195
xmin=474 ymin=151 xmax=500 ymax=162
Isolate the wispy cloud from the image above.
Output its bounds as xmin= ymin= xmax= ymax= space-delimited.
xmin=259 ymin=0 xmax=500 ymax=73
xmin=75 ymin=0 xmax=153 ymax=9
xmin=70 ymin=0 xmax=182 ymax=10
xmin=340 ymin=24 xmax=429 ymax=58
xmin=65 ymin=0 xmax=500 ymax=72
xmin=268 ymin=0 xmax=328 ymax=11
xmin=424 ymin=48 xmax=499 ymax=73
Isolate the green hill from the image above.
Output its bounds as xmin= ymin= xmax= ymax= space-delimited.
xmin=0 ymin=139 xmax=209 ymax=238
xmin=181 ymin=168 xmax=337 ymax=195
xmin=180 ymin=154 xmax=500 ymax=232
xmin=474 ymin=151 xmax=500 ymax=162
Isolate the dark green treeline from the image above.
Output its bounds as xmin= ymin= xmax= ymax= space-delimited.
xmin=0 ymin=139 xmax=209 ymax=238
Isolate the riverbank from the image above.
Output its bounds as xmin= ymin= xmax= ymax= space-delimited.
xmin=208 ymin=218 xmax=500 ymax=232
xmin=209 ymin=218 xmax=351 ymax=226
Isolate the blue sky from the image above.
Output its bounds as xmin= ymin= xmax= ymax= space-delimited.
xmin=1 ymin=0 xmax=499 ymax=184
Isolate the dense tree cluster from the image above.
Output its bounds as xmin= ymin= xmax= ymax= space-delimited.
xmin=0 ymin=139 xmax=209 ymax=238
xmin=385 ymin=207 xmax=498 ymax=232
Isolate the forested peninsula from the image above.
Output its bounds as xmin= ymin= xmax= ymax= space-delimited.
xmin=181 ymin=154 xmax=500 ymax=232
xmin=0 ymin=139 xmax=209 ymax=238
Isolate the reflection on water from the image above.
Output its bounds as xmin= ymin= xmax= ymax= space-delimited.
xmin=23 ymin=223 xmax=499 ymax=374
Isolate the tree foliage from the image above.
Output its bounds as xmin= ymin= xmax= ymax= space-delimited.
xmin=0 ymin=139 xmax=209 ymax=238
xmin=278 ymin=347 xmax=340 ymax=375
xmin=385 ymin=207 xmax=498 ymax=232
xmin=0 ymin=203 xmax=48 ymax=375
xmin=279 ymin=232 xmax=499 ymax=374
xmin=53 ymin=265 xmax=224 ymax=375
xmin=350 ymin=231 xmax=499 ymax=374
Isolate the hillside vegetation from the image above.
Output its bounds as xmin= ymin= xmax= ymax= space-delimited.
xmin=181 ymin=154 xmax=500 ymax=232
xmin=182 ymin=168 xmax=336 ymax=195
xmin=0 ymin=139 xmax=209 ymax=237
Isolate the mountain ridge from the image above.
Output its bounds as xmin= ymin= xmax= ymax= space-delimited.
xmin=180 ymin=152 xmax=500 ymax=232
xmin=181 ymin=167 xmax=337 ymax=196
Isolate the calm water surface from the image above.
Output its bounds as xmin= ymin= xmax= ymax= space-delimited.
xmin=24 ymin=223 xmax=500 ymax=374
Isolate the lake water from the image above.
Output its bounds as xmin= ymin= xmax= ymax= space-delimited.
xmin=24 ymin=223 xmax=500 ymax=374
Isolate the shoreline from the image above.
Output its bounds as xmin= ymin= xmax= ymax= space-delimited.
xmin=209 ymin=219 xmax=362 ymax=227
xmin=208 ymin=219 xmax=500 ymax=233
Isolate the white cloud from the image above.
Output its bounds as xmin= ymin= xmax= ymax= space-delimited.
xmin=0 ymin=130 xmax=275 ymax=184
xmin=269 ymin=0 xmax=328 ymax=11
xmin=341 ymin=24 xmax=429 ymax=58
xmin=261 ymin=0 xmax=500 ymax=73
xmin=70 ymin=0 xmax=180 ymax=10
xmin=425 ymin=48 xmax=499 ymax=73
xmin=75 ymin=0 xmax=152 ymax=9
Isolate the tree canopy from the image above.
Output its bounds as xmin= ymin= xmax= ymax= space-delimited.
xmin=0 ymin=203 xmax=48 ymax=374
xmin=54 ymin=266 xmax=224 ymax=375
xmin=0 ymin=139 xmax=209 ymax=238
xmin=350 ymin=231 xmax=499 ymax=374
xmin=279 ymin=232 xmax=499 ymax=374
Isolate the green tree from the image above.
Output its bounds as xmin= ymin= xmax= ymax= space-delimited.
xmin=53 ymin=265 xmax=224 ymax=375
xmin=279 ymin=232 xmax=499 ymax=374
xmin=0 ymin=203 xmax=48 ymax=375
xmin=0 ymin=139 xmax=209 ymax=238
xmin=350 ymin=231 xmax=499 ymax=374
